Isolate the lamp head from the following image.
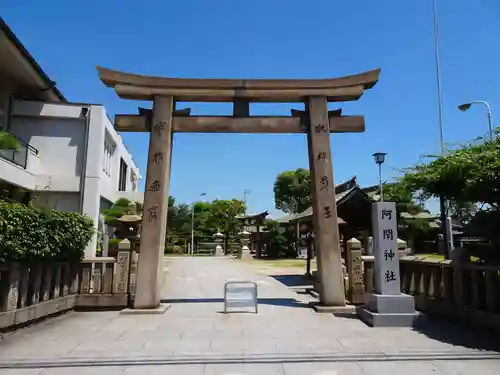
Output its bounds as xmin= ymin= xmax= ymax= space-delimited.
xmin=458 ymin=103 xmax=472 ymax=112
xmin=373 ymin=152 xmax=387 ymax=165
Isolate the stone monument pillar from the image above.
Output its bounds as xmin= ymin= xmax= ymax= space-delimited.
xmin=306 ymin=96 xmax=346 ymax=309
xmin=133 ymin=96 xmax=173 ymax=312
xmin=357 ymin=202 xmax=419 ymax=326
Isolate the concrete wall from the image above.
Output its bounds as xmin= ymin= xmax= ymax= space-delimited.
xmin=2 ymin=100 xmax=143 ymax=258
xmin=98 ymin=109 xmax=141 ymax=203
xmin=0 ymin=156 xmax=36 ymax=190
xmin=10 ymin=114 xmax=85 ymax=192
xmin=32 ymin=191 xmax=80 ymax=212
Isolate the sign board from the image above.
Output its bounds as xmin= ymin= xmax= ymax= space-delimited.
xmin=224 ymin=281 xmax=258 ymax=313
xmin=372 ymin=202 xmax=400 ymax=295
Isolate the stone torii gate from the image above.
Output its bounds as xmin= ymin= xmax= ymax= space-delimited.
xmin=97 ymin=67 xmax=380 ymax=312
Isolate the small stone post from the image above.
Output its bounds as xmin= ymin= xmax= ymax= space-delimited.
xmin=113 ymin=239 xmax=131 ymax=295
xmin=1 ymin=266 xmax=20 ymax=312
xmin=346 ymin=238 xmax=364 ymax=304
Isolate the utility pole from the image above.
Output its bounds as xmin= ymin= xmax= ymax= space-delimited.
xmin=243 ymin=189 xmax=251 ymax=214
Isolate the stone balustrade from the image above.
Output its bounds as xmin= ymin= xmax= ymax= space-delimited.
xmin=359 ymin=254 xmax=500 ymax=331
xmin=0 ymin=250 xmax=132 ymax=329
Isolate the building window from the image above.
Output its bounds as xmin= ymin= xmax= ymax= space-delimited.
xmin=130 ymin=171 xmax=138 ymax=192
xmin=102 ymin=138 xmax=114 ymax=177
xmin=118 ymin=158 xmax=127 ymax=191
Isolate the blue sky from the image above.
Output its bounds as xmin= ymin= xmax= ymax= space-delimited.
xmin=3 ymin=0 xmax=500 ymax=217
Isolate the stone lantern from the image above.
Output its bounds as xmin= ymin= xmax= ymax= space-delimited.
xmin=213 ymin=229 xmax=224 ymax=256
xmin=117 ymin=203 xmax=142 ymax=240
xmin=112 ymin=201 xmax=142 ymax=257
xmin=238 ymin=227 xmax=251 ymax=259
xmin=115 ymin=201 xmax=141 ymax=301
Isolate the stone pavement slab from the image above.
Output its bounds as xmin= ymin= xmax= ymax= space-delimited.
xmin=1 ymin=257 xmax=500 ymax=374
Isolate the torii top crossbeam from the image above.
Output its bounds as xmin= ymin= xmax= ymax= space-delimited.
xmin=97 ymin=67 xmax=380 ymax=103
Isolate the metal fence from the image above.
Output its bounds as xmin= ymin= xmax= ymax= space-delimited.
xmin=0 ymin=128 xmax=37 ymax=169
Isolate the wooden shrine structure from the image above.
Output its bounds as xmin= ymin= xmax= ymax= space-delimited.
xmin=236 ymin=211 xmax=269 ymax=258
xmin=97 ymin=66 xmax=380 ymax=311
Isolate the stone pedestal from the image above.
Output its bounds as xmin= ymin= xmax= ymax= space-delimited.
xmin=356 ymin=293 xmax=421 ymax=327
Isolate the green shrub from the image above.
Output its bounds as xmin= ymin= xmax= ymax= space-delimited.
xmin=0 ymin=130 xmax=20 ymax=151
xmin=44 ymin=210 xmax=94 ymax=262
xmin=0 ymin=200 xmax=94 ymax=263
xmin=0 ymin=201 xmax=49 ymax=262
xmin=109 ymin=238 xmax=122 ymax=247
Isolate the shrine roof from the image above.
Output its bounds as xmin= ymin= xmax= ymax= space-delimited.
xmin=275 ymin=188 xmax=364 ymax=224
xmin=235 ymin=211 xmax=269 ymax=220
xmin=273 ymin=176 xmax=363 ymax=224
xmin=97 ymin=66 xmax=381 ymax=102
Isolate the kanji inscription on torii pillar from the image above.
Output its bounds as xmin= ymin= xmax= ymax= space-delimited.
xmin=307 ymin=97 xmax=346 ymax=307
xmin=134 ymin=96 xmax=174 ymax=310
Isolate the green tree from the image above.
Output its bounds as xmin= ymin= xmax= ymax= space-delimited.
xmin=273 ymin=168 xmax=311 ymax=214
xmin=401 ymin=137 xmax=500 ymax=207
xmin=166 ymin=197 xmax=192 ymax=245
xmin=210 ymin=199 xmax=246 ymax=238
xmin=265 ymin=219 xmax=296 ymax=258
xmin=401 ymin=136 xmax=500 ymax=261
xmin=102 ymin=198 xmax=142 ymax=224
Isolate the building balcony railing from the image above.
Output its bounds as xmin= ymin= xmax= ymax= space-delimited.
xmin=0 ymin=128 xmax=38 ymax=169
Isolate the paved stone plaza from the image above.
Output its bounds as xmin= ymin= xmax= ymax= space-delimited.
xmin=1 ymin=257 xmax=500 ymax=374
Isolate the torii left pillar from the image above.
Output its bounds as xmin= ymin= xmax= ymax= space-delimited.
xmin=133 ymin=95 xmax=173 ymax=311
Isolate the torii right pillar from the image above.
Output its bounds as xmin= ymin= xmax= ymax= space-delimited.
xmin=307 ymin=96 xmax=351 ymax=312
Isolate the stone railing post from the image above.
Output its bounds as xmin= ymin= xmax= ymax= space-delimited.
xmin=365 ymin=236 xmax=373 ymax=255
xmin=361 ymin=256 xmax=374 ymax=294
xmin=41 ymin=265 xmax=53 ymax=301
xmin=17 ymin=266 xmax=30 ymax=309
xmin=0 ymin=266 xmax=20 ymax=312
xmin=113 ymin=239 xmax=131 ymax=294
xmin=28 ymin=265 xmax=43 ymax=305
xmin=397 ymin=238 xmax=408 ymax=259
xmin=346 ymin=238 xmax=364 ymax=304
xmin=128 ymin=249 xmax=139 ymax=298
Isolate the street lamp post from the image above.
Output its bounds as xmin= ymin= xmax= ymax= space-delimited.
xmin=243 ymin=189 xmax=251 ymax=215
xmin=432 ymin=0 xmax=454 ymax=258
xmin=191 ymin=192 xmax=206 ymax=255
xmin=373 ymin=152 xmax=386 ymax=202
xmin=458 ymin=101 xmax=494 ymax=140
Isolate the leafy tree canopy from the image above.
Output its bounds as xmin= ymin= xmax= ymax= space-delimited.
xmin=193 ymin=199 xmax=245 ymax=237
xmin=273 ymin=168 xmax=311 ymax=214
xmin=102 ymin=198 xmax=142 ymax=224
xmin=399 ymin=135 xmax=500 ymax=260
xmin=401 ymin=137 xmax=500 ymax=208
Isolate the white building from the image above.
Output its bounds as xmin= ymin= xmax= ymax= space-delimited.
xmin=0 ymin=17 xmax=143 ymax=257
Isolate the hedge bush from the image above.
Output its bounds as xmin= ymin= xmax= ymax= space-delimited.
xmin=0 ymin=200 xmax=94 ymax=263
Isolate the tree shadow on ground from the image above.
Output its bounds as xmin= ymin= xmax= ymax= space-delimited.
xmin=412 ymin=315 xmax=500 ymax=352
xmin=271 ymin=274 xmax=313 ymax=288
xmin=161 ymin=297 xmax=310 ymax=308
